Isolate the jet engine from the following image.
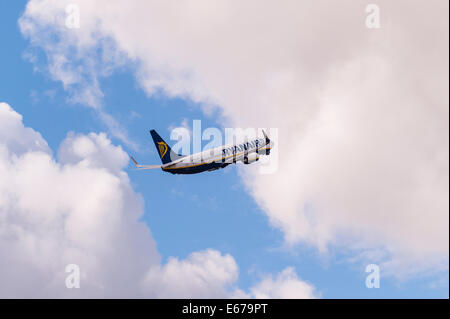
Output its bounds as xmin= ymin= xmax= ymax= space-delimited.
xmin=243 ymin=153 xmax=259 ymax=164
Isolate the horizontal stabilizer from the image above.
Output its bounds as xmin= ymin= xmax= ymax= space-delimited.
xmin=129 ymin=155 xmax=161 ymax=170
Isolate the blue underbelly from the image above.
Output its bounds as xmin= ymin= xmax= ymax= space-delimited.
xmin=163 ymin=162 xmax=230 ymax=174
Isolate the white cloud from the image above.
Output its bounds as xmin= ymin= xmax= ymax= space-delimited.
xmin=142 ymin=249 xmax=238 ymax=298
xmin=57 ymin=131 xmax=129 ymax=174
xmin=18 ymin=0 xmax=449 ymax=276
xmin=248 ymin=267 xmax=317 ymax=299
xmin=0 ymin=102 xmax=315 ymax=298
xmin=19 ymin=0 xmax=135 ymax=147
xmin=0 ymin=102 xmax=50 ymax=155
xmin=0 ymin=102 xmax=159 ymax=297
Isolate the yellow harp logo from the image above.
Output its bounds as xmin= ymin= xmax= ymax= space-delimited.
xmin=157 ymin=141 xmax=168 ymax=159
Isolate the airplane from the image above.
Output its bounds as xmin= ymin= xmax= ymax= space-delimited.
xmin=130 ymin=129 xmax=273 ymax=174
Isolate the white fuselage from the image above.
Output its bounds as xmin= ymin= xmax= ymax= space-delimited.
xmin=162 ymin=137 xmax=273 ymax=172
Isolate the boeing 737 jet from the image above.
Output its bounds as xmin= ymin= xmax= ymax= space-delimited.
xmin=130 ymin=129 xmax=273 ymax=174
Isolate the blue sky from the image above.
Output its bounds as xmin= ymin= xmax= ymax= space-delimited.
xmin=0 ymin=1 xmax=448 ymax=298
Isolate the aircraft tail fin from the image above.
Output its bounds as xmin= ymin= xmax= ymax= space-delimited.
xmin=262 ymin=129 xmax=270 ymax=144
xmin=262 ymin=129 xmax=272 ymax=155
xmin=150 ymin=129 xmax=184 ymax=164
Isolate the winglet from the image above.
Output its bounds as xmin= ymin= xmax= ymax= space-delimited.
xmin=130 ymin=155 xmax=140 ymax=167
